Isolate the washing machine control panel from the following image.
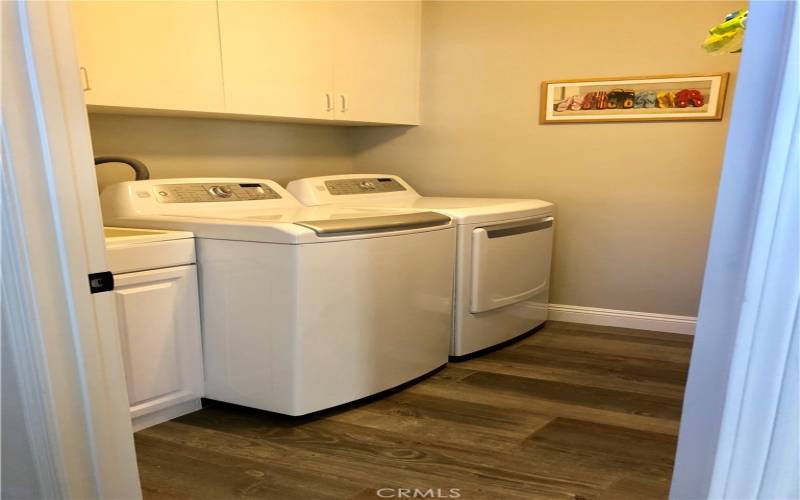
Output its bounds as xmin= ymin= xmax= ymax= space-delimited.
xmin=154 ymin=182 xmax=282 ymax=203
xmin=325 ymin=178 xmax=406 ymax=196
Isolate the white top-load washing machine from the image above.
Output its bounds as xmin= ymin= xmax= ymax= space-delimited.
xmin=100 ymin=178 xmax=456 ymax=415
xmin=287 ymin=174 xmax=554 ymax=357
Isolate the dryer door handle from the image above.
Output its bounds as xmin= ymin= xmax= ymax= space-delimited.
xmin=484 ymin=217 xmax=553 ymax=239
xmin=470 ymin=216 xmax=554 ymax=313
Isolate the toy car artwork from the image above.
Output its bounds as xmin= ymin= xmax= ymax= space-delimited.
xmin=554 ymin=94 xmax=585 ymax=111
xmin=634 ymin=91 xmax=657 ymax=108
xmin=607 ymin=89 xmax=635 ymax=109
xmin=578 ymin=91 xmax=608 ymax=110
xmin=657 ymin=91 xmax=676 ymax=108
xmin=675 ymin=89 xmax=705 ymax=108
xmin=593 ymin=91 xmax=609 ymax=110
xmin=552 ymin=88 xmax=705 ymax=112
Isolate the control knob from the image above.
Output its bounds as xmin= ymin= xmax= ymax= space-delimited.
xmin=209 ymin=185 xmax=233 ymax=198
xmin=358 ymin=181 xmax=377 ymax=191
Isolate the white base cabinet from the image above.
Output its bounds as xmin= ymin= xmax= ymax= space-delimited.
xmin=112 ymin=265 xmax=204 ymax=431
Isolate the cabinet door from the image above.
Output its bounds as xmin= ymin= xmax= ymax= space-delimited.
xmin=334 ymin=1 xmax=421 ymax=125
xmin=71 ymin=1 xmax=224 ymax=112
xmin=218 ymin=1 xmax=335 ymax=120
xmin=113 ymin=265 xmax=204 ymax=417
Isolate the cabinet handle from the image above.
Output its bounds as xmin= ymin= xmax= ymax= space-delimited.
xmin=340 ymin=94 xmax=348 ymax=113
xmin=79 ymin=66 xmax=91 ymax=91
xmin=325 ymin=93 xmax=333 ymax=112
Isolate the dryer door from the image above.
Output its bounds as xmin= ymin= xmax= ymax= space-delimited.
xmin=470 ymin=216 xmax=554 ymax=314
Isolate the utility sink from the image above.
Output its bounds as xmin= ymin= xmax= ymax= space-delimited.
xmin=104 ymin=227 xmax=166 ymax=239
xmin=104 ymin=226 xmax=195 ymax=274
xmin=104 ymin=226 xmax=193 ymax=245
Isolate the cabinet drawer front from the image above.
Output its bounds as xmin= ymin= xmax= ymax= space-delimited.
xmin=470 ymin=218 xmax=554 ymax=313
xmin=106 ymin=238 xmax=195 ymax=275
xmin=113 ymin=265 xmax=204 ymax=414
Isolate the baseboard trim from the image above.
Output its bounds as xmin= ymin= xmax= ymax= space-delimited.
xmin=131 ymin=398 xmax=202 ymax=432
xmin=548 ymin=304 xmax=696 ymax=335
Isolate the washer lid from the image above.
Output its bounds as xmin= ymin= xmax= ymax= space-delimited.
xmin=296 ymin=211 xmax=450 ymax=236
xmin=370 ymin=197 xmax=554 ymax=225
xmin=104 ymin=206 xmax=453 ymax=245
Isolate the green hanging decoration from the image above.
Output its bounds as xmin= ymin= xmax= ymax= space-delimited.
xmin=703 ymin=9 xmax=748 ymax=54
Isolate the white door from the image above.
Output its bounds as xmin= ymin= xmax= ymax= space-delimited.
xmin=113 ymin=266 xmax=204 ymax=418
xmin=218 ymin=1 xmax=336 ymax=120
xmin=71 ymin=0 xmax=225 ymax=113
xmin=334 ymin=1 xmax=421 ymax=124
xmin=4 ymin=2 xmax=141 ymax=498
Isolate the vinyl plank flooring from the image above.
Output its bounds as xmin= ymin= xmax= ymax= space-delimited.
xmin=406 ymin=375 xmax=682 ymax=436
xmin=522 ymin=418 xmax=678 ymax=471
xmin=135 ymin=432 xmax=357 ymax=500
xmin=522 ymin=328 xmax=692 ymax=364
xmin=544 ymin=321 xmax=694 ymax=346
xmin=456 ymin=345 xmax=689 ymax=399
xmin=134 ymin=322 xmax=693 ymax=500
xmin=597 ymin=474 xmax=673 ymax=500
xmin=327 ymin=392 xmax=553 ymax=452
xmin=460 ymin=371 xmax=683 ymax=420
xmin=143 ymin=415 xmax=583 ymax=499
xmin=170 ymin=406 xmax=604 ymax=498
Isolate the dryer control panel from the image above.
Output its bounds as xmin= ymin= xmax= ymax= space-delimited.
xmin=324 ymin=178 xmax=406 ymax=195
xmin=153 ymin=182 xmax=282 ymax=203
xmin=287 ymin=174 xmax=420 ymax=206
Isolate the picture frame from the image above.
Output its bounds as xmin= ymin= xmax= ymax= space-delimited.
xmin=539 ymin=73 xmax=729 ymax=124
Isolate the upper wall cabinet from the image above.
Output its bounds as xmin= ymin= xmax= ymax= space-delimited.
xmin=218 ymin=1 xmax=421 ymax=125
xmin=217 ymin=1 xmax=337 ymax=121
xmin=334 ymin=1 xmax=421 ymax=125
xmin=71 ymin=1 xmax=225 ymax=113
xmin=71 ymin=1 xmax=421 ymax=126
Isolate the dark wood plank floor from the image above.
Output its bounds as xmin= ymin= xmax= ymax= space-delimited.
xmin=134 ymin=321 xmax=693 ymax=500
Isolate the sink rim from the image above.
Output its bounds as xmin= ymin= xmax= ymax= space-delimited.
xmin=103 ymin=226 xmax=194 ymax=246
xmin=104 ymin=227 xmax=170 ymax=239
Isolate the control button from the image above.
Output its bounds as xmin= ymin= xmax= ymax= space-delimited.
xmin=158 ymin=191 xmax=168 ymax=196
xmin=358 ymin=181 xmax=376 ymax=190
xmin=209 ymin=185 xmax=233 ymax=198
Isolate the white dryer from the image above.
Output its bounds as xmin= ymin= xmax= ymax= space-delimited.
xmin=101 ymin=178 xmax=455 ymax=415
xmin=287 ymin=174 xmax=554 ymax=357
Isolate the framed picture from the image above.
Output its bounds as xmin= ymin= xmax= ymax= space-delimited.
xmin=539 ymin=73 xmax=729 ymax=124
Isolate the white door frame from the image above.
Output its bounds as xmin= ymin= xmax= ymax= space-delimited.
xmin=2 ymin=1 xmax=141 ymax=498
xmin=3 ymin=0 xmax=797 ymax=498
xmin=671 ymin=2 xmax=799 ymax=498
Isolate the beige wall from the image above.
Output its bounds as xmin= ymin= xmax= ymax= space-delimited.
xmin=351 ymin=1 xmax=742 ymax=317
xmin=90 ymin=114 xmax=353 ymax=192
xmin=88 ymin=2 xmax=742 ymax=317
